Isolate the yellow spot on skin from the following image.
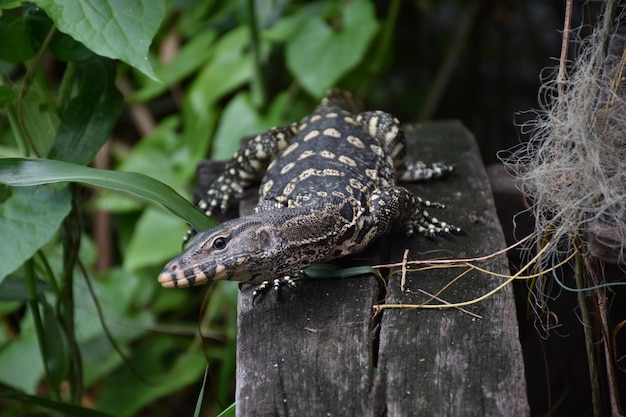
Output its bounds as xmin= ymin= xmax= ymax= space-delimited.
xmin=323 ymin=169 xmax=341 ymax=176
xmin=320 ymin=150 xmax=335 ymax=159
xmin=299 ymin=169 xmax=316 ymax=181
xmin=280 ymin=162 xmax=296 ymax=174
xmin=339 ymin=155 xmax=356 ymax=167
xmin=347 ymin=135 xmax=365 ymax=148
xmin=324 ymin=128 xmax=341 ymax=138
xmin=282 ymin=142 xmax=299 ymax=157
xmin=283 ymin=182 xmax=295 ymax=196
xmin=368 ymin=117 xmax=379 ymax=137
xmin=261 ymin=179 xmax=274 ymax=197
xmin=365 ymin=169 xmax=378 ymax=180
xmin=370 ymin=144 xmax=384 ymax=156
xmin=303 ymin=130 xmax=320 ymax=141
xmin=297 ymin=150 xmax=316 ymax=160
xmin=350 ymin=178 xmax=364 ymax=189
xmin=249 ymin=159 xmax=262 ymax=170
xmin=344 ymin=116 xmax=356 ymax=124
xmin=326 ymin=112 xmax=338 ymax=118
xmin=310 ymin=115 xmax=322 ymax=122
xmin=192 ymin=267 xmax=208 ymax=285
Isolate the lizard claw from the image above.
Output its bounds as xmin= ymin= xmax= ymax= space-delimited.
xmin=252 ymin=275 xmax=301 ymax=302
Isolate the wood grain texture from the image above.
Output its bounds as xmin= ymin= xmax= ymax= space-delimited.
xmin=234 ymin=121 xmax=529 ymax=416
xmin=236 ymin=275 xmax=379 ymax=416
xmin=371 ymin=121 xmax=529 ymax=416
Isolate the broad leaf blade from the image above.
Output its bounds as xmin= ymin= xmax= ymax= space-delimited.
xmin=0 ymin=158 xmax=215 ymax=232
xmin=0 ymin=186 xmax=71 ymax=281
xmin=286 ymin=0 xmax=377 ymax=96
xmin=48 ymin=57 xmax=122 ymax=165
xmin=34 ymin=0 xmax=164 ymax=80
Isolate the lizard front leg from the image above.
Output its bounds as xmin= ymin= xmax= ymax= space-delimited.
xmin=184 ymin=124 xmax=298 ymax=244
xmin=369 ymin=186 xmax=463 ymax=240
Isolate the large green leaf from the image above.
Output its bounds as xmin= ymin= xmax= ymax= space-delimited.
xmin=0 ymin=158 xmax=216 ymax=231
xmin=286 ymin=0 xmax=378 ymax=96
xmin=40 ymin=296 xmax=69 ymax=390
xmin=131 ymin=29 xmax=218 ymax=103
xmin=211 ymin=91 xmax=288 ymax=160
xmin=0 ymin=12 xmax=36 ymax=62
xmin=47 ymin=57 xmax=123 ymax=165
xmin=96 ymin=336 xmax=206 ymax=416
xmin=0 ymin=323 xmax=44 ymax=393
xmin=34 ymin=0 xmax=164 ymax=80
xmin=0 ymin=185 xmax=71 ymax=281
xmin=123 ymin=207 xmax=188 ymax=271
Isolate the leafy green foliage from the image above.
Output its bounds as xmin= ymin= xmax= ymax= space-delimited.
xmin=0 ymin=158 xmax=215 ymax=231
xmin=0 ymin=186 xmax=71 ymax=281
xmin=0 ymin=0 xmax=393 ymax=415
xmin=34 ymin=0 xmax=164 ymax=80
xmin=286 ymin=0 xmax=378 ymax=96
xmin=47 ymin=57 xmax=123 ymax=165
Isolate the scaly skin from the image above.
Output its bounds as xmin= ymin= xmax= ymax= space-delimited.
xmin=158 ymin=90 xmax=462 ymax=289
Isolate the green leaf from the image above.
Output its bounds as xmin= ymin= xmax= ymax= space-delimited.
xmin=0 ymin=13 xmax=36 ymax=62
xmin=47 ymin=57 xmax=123 ymax=165
xmin=34 ymin=0 xmax=165 ymax=80
xmin=124 ymin=207 xmax=188 ymax=271
xmin=40 ymin=297 xmax=68 ymax=389
xmin=96 ymin=336 xmax=206 ymax=416
xmin=216 ymin=403 xmax=236 ymax=417
xmin=131 ymin=29 xmax=218 ymax=103
xmin=0 ymin=385 xmax=115 ymax=417
xmin=0 ymin=85 xmax=16 ymax=105
xmin=0 ymin=158 xmax=216 ymax=231
xmin=16 ymin=79 xmax=60 ymax=156
xmin=186 ymin=25 xmax=252 ymax=108
xmin=211 ymin=91 xmax=288 ymax=160
xmin=0 ymin=324 xmax=43 ymax=393
xmin=286 ymin=0 xmax=378 ymax=96
xmin=0 ymin=0 xmax=23 ymax=9
xmin=0 ymin=275 xmax=50 ymax=300
xmin=262 ymin=2 xmax=330 ymax=43
xmin=0 ymin=186 xmax=71 ymax=282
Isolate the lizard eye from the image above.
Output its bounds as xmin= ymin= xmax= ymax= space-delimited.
xmin=212 ymin=237 xmax=228 ymax=250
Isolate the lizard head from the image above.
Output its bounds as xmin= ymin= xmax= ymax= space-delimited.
xmin=158 ymin=217 xmax=279 ymax=288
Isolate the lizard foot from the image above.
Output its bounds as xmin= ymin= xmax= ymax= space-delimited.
xmin=251 ymin=274 xmax=301 ymax=302
xmin=405 ymin=209 xmax=464 ymax=239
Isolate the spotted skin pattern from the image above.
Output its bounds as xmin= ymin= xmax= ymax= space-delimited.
xmin=159 ymin=90 xmax=462 ymax=289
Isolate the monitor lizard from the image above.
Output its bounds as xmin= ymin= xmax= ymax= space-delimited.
xmin=158 ymin=89 xmax=463 ymax=293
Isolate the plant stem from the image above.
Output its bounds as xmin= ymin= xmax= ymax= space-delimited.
xmin=58 ymin=194 xmax=84 ymax=403
xmin=57 ymin=62 xmax=77 ymax=115
xmin=245 ymin=0 xmax=265 ymax=108
xmin=575 ymin=251 xmax=602 ymax=417
xmin=16 ymin=25 xmax=57 ymax=157
xmin=25 ymin=258 xmax=60 ymax=400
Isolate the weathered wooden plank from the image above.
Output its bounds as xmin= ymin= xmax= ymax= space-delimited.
xmin=371 ymin=121 xmax=529 ymax=416
xmin=236 ymin=275 xmax=378 ymax=417
xmin=228 ymin=120 xmax=528 ymax=416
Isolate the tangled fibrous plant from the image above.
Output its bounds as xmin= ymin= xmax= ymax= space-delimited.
xmin=503 ymin=24 xmax=626 ymax=267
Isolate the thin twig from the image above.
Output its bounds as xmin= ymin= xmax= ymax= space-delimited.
xmin=400 ymin=248 xmax=409 ymax=292
xmin=416 ymin=289 xmax=482 ymax=319
xmin=557 ymin=0 xmax=573 ymax=112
